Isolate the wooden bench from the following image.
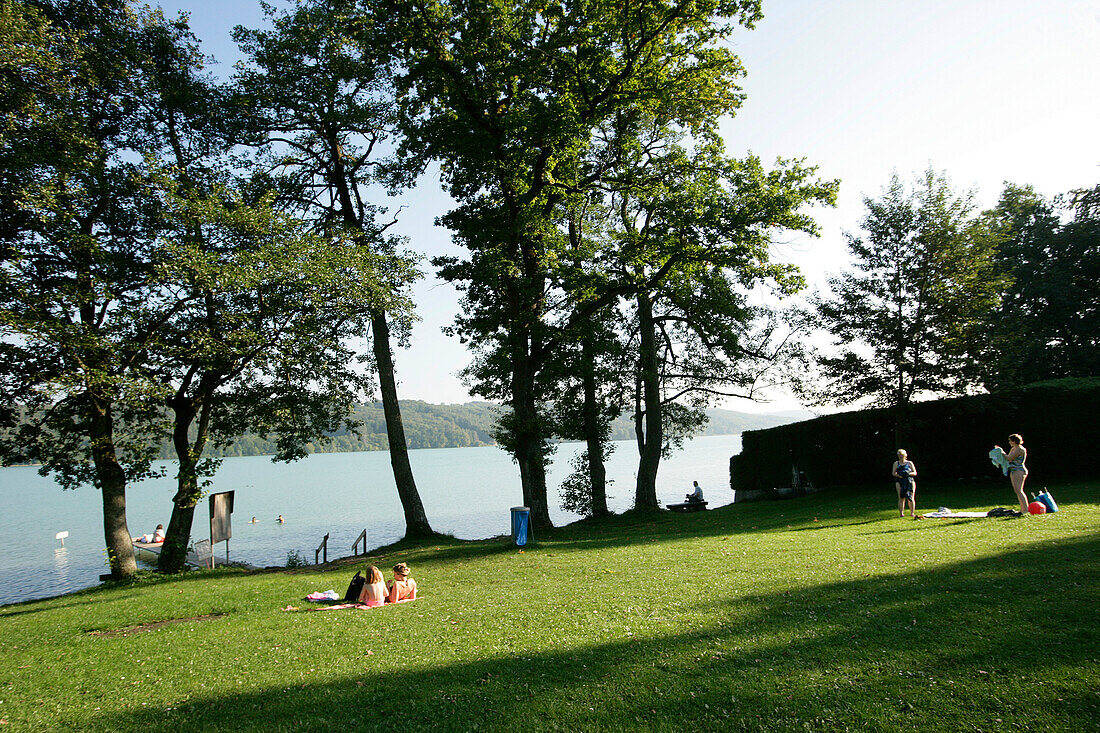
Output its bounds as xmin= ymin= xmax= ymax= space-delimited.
xmin=666 ymin=501 xmax=708 ymax=513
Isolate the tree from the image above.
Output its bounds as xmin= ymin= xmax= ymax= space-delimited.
xmin=152 ymin=182 xmax=391 ymax=572
xmin=234 ymin=0 xmax=433 ymax=538
xmin=981 ymin=182 xmax=1100 ymax=389
xmin=389 ymin=0 xmax=766 ymax=530
xmin=804 ymin=170 xmax=1006 ymax=442
xmin=591 ymin=136 xmax=835 ymax=509
xmin=0 ymin=0 xmax=174 ymax=577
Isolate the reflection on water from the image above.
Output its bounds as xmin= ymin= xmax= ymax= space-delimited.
xmin=0 ymin=434 xmax=741 ymax=606
xmin=53 ymin=546 xmax=71 ymax=588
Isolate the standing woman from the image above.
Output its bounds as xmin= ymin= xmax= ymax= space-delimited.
xmin=994 ymin=434 xmax=1029 ymax=513
xmin=892 ymin=449 xmax=917 ymax=518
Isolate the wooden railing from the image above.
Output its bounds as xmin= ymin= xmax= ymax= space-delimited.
xmin=315 ymin=533 xmax=329 ymax=565
xmin=352 ymin=529 xmax=367 ymax=556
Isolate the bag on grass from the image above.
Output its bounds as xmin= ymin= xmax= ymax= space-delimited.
xmin=343 ymin=571 xmax=365 ymax=603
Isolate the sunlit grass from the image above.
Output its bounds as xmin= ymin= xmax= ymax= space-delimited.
xmin=1 ymin=480 xmax=1097 ymax=731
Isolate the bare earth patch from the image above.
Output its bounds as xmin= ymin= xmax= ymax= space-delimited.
xmin=87 ymin=612 xmax=227 ymax=637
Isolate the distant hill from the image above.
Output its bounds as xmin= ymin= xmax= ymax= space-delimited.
xmin=162 ymin=402 xmax=812 ymax=458
xmin=607 ymin=407 xmax=813 ymax=441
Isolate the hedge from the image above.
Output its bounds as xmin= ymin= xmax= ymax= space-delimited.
xmin=730 ymin=377 xmax=1100 ymax=492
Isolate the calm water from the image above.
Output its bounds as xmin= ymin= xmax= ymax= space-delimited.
xmin=0 ymin=434 xmax=740 ymax=606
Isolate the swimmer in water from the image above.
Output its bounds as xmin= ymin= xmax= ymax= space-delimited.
xmin=249 ymin=516 xmax=259 ymax=523
xmin=276 ymin=515 xmax=285 ymax=523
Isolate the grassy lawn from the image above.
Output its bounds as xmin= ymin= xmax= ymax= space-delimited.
xmin=2 ymin=479 xmax=1097 ymax=732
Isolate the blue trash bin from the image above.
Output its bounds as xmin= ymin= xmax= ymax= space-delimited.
xmin=511 ymin=506 xmax=530 ymax=547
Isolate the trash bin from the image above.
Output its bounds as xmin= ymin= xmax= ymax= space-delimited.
xmin=510 ymin=506 xmax=531 ymax=547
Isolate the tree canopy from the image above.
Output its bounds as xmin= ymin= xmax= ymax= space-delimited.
xmin=802 ymin=170 xmax=1006 ymax=441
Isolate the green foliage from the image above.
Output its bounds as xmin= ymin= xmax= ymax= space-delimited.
xmin=558 ymin=449 xmax=596 ymax=516
xmin=980 ymin=181 xmax=1100 ymax=389
xmin=2 ymin=482 xmax=1098 ymax=731
xmin=733 ymin=377 xmax=1100 ymax=492
xmin=802 ymin=170 xmax=1006 ymax=426
xmin=284 ymin=549 xmax=307 ymax=568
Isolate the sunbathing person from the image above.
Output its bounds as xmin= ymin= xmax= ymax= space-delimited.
xmin=133 ymin=524 xmax=166 ymax=543
xmin=387 ymin=562 xmax=417 ymax=603
xmin=357 ymin=566 xmax=388 ymax=607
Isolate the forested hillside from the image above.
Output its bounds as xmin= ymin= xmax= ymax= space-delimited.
xmin=164 ymin=403 xmax=811 ymax=458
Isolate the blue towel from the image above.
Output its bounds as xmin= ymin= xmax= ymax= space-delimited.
xmin=989 ymin=448 xmax=1010 ymax=476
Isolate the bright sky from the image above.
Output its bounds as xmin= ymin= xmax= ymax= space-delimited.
xmin=159 ymin=0 xmax=1100 ymax=412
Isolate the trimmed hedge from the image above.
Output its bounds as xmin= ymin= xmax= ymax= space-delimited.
xmin=730 ymin=377 xmax=1100 ymax=491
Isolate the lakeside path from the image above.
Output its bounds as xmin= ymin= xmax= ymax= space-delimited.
xmin=1 ymin=479 xmax=1097 ymax=731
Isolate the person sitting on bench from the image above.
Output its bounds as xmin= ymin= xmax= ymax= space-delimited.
xmin=686 ymin=481 xmax=704 ymax=503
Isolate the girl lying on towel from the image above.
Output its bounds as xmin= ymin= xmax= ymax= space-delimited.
xmin=387 ymin=562 xmax=417 ymax=603
xmin=357 ymin=566 xmax=388 ymax=607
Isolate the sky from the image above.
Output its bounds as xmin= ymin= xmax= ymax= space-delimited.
xmin=158 ymin=0 xmax=1100 ymax=412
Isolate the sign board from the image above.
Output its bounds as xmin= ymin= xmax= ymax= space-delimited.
xmin=209 ymin=490 xmax=234 ymax=544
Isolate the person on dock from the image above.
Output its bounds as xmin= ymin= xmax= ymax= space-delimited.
xmin=387 ymin=562 xmax=417 ymax=603
xmin=686 ymin=481 xmax=704 ymax=503
xmin=357 ymin=566 xmax=388 ymax=607
xmin=993 ymin=434 xmax=1029 ymax=514
xmin=892 ymin=450 xmax=917 ymax=518
xmin=133 ymin=524 xmax=166 ymax=543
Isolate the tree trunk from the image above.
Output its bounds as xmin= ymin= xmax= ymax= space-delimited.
xmin=159 ymin=399 xmax=201 ymax=573
xmin=88 ymin=399 xmax=137 ymax=578
xmin=893 ymin=400 xmax=910 ymax=450
xmin=634 ymin=292 xmax=662 ymax=510
xmin=371 ymin=309 xmax=433 ymax=538
xmin=582 ymin=335 xmax=608 ymax=516
xmin=511 ymin=339 xmax=552 ymax=531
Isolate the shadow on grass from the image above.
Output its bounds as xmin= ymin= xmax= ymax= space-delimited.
xmin=90 ymin=530 xmax=1100 ymax=732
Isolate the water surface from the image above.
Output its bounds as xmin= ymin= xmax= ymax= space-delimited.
xmin=0 ymin=434 xmax=740 ymax=605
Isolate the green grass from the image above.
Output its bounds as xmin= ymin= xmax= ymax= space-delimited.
xmin=2 ymin=480 xmax=1098 ymax=732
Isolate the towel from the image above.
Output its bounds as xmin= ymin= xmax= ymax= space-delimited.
xmin=989 ymin=447 xmax=1010 ymax=476
xmin=922 ymin=509 xmax=990 ymax=519
xmin=305 ymin=590 xmax=340 ymax=601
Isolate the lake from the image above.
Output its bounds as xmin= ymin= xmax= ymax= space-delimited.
xmin=0 ymin=434 xmax=741 ymax=606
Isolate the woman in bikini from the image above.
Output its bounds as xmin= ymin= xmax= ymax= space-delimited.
xmin=387 ymin=562 xmax=417 ymax=603
xmin=357 ymin=566 xmax=388 ymax=607
xmin=993 ymin=434 xmax=1028 ymax=514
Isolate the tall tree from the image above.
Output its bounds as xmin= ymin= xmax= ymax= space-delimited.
xmin=234 ymin=0 xmax=433 ymax=538
xmin=981 ymin=182 xmax=1100 ymax=389
xmin=390 ymin=0 xmax=765 ymax=530
xmin=596 ymin=138 xmax=835 ymax=508
xmin=804 ymin=170 xmax=1005 ymax=442
xmin=152 ymin=182 xmax=392 ymax=572
xmin=0 ymin=0 xmax=174 ymax=577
